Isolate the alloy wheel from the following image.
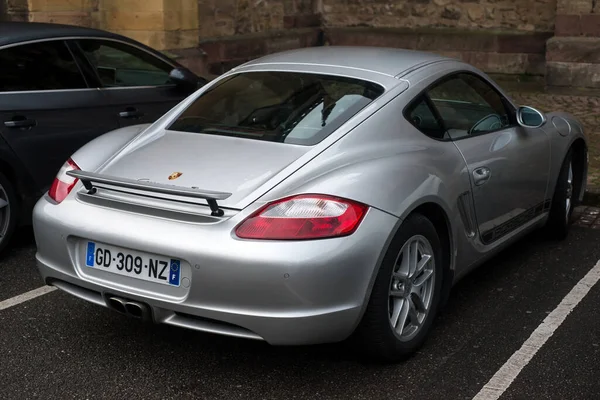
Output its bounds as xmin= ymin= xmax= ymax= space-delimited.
xmin=566 ymin=161 xmax=573 ymax=223
xmin=388 ymin=235 xmax=436 ymax=342
xmin=0 ymin=182 xmax=10 ymax=242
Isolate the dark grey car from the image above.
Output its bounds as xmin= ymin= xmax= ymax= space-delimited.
xmin=0 ymin=21 xmax=206 ymax=254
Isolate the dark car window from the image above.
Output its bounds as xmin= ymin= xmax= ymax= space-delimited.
xmin=426 ymin=73 xmax=513 ymax=140
xmin=0 ymin=41 xmax=87 ymax=92
xmin=76 ymin=39 xmax=174 ymax=87
xmin=405 ymin=96 xmax=445 ymax=140
xmin=167 ymin=71 xmax=385 ymax=146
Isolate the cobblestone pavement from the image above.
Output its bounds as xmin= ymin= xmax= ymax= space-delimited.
xmin=507 ymin=88 xmax=600 ymax=188
xmin=573 ymin=205 xmax=600 ymax=228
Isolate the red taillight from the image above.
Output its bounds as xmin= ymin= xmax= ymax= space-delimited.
xmin=235 ymin=194 xmax=368 ymax=240
xmin=48 ymin=158 xmax=80 ymax=203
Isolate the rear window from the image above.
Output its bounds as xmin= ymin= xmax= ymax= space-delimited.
xmin=167 ymin=71 xmax=385 ymax=146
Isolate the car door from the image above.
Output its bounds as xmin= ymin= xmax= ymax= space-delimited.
xmin=69 ymin=38 xmax=192 ymax=128
xmin=424 ymin=72 xmax=550 ymax=244
xmin=0 ymin=39 xmax=120 ymax=192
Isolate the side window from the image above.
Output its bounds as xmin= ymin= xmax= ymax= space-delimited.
xmin=76 ymin=39 xmax=174 ymax=87
xmin=427 ymin=73 xmax=514 ymax=140
xmin=0 ymin=41 xmax=87 ymax=92
xmin=405 ymin=96 xmax=446 ymax=140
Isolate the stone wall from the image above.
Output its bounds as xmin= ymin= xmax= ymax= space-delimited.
xmin=194 ymin=0 xmax=322 ymax=75
xmin=197 ymin=0 xmax=318 ymax=38
xmin=5 ymin=0 xmax=600 ymax=88
xmin=5 ymin=0 xmax=98 ymax=24
xmin=546 ymin=0 xmax=600 ymax=89
xmin=324 ymin=27 xmax=550 ymax=76
xmin=322 ymin=0 xmax=557 ymax=33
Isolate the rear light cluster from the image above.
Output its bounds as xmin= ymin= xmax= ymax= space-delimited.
xmin=235 ymin=194 xmax=368 ymax=240
xmin=48 ymin=158 xmax=81 ymax=203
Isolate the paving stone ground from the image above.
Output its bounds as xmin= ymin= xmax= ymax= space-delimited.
xmin=573 ymin=205 xmax=600 ymax=228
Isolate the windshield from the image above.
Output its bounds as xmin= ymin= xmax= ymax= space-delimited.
xmin=167 ymin=71 xmax=385 ymax=146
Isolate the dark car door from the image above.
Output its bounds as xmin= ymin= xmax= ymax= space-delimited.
xmin=69 ymin=38 xmax=194 ymax=128
xmin=0 ymin=39 xmax=120 ymax=192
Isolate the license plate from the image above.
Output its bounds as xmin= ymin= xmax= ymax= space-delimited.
xmin=85 ymin=241 xmax=181 ymax=287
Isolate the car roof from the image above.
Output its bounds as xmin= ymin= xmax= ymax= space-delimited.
xmin=0 ymin=21 xmax=126 ymax=47
xmin=240 ymin=46 xmax=453 ymax=78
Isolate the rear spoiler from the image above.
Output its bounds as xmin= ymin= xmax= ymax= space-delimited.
xmin=67 ymin=170 xmax=231 ymax=217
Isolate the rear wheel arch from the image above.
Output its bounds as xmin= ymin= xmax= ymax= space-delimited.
xmin=0 ymin=157 xmax=35 ymax=204
xmin=409 ymin=202 xmax=454 ymax=308
xmin=0 ymin=162 xmax=20 ymax=256
xmin=570 ymin=138 xmax=587 ymax=204
xmin=363 ymin=201 xmax=455 ymax=311
xmin=351 ymin=203 xmax=453 ymax=359
xmin=0 ymin=160 xmax=17 ymax=190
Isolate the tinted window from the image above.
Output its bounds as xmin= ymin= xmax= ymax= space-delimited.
xmin=77 ymin=39 xmax=173 ymax=87
xmin=427 ymin=73 xmax=513 ymax=140
xmin=405 ymin=96 xmax=445 ymax=139
xmin=0 ymin=41 xmax=87 ymax=92
xmin=168 ymin=71 xmax=385 ymax=146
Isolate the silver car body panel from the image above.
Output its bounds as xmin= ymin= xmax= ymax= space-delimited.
xmin=33 ymin=47 xmax=588 ymax=344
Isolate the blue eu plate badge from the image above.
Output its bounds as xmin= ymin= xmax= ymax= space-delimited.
xmin=86 ymin=242 xmax=95 ymax=267
xmin=169 ymin=259 xmax=181 ymax=286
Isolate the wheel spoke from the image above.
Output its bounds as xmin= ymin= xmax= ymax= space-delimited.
xmin=390 ymin=289 xmax=404 ymax=298
xmin=390 ymin=298 xmax=404 ymax=328
xmin=395 ymin=298 xmax=410 ymax=334
xmin=396 ymin=247 xmax=410 ymax=278
xmin=411 ymin=293 xmax=426 ymax=313
xmin=415 ymin=254 xmax=431 ymax=274
xmin=0 ymin=198 xmax=7 ymax=209
xmin=413 ymin=268 xmax=433 ymax=289
xmin=408 ymin=299 xmax=421 ymax=327
xmin=408 ymin=240 xmax=419 ymax=277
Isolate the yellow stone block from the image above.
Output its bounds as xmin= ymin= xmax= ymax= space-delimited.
xmin=164 ymin=10 xmax=199 ymax=31
xmin=27 ymin=0 xmax=94 ymax=12
xmin=100 ymin=0 xmax=165 ymax=12
xmin=103 ymin=10 xmax=165 ymax=31
xmin=115 ymin=30 xmax=168 ymax=50
xmin=28 ymin=10 xmax=92 ymax=26
xmin=89 ymin=0 xmax=200 ymax=50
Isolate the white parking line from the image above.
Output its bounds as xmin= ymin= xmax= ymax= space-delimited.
xmin=0 ymin=286 xmax=57 ymax=311
xmin=472 ymin=259 xmax=600 ymax=400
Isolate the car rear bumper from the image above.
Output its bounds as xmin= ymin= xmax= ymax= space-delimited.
xmin=33 ymin=193 xmax=398 ymax=345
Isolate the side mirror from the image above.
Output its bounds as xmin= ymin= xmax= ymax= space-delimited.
xmin=169 ymin=67 xmax=206 ymax=92
xmin=516 ymin=106 xmax=546 ymax=128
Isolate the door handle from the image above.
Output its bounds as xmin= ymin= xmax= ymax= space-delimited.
xmin=119 ymin=107 xmax=144 ymax=119
xmin=473 ymin=167 xmax=491 ymax=186
xmin=4 ymin=117 xmax=36 ymax=128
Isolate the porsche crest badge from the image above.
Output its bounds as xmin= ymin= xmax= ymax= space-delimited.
xmin=168 ymin=172 xmax=183 ymax=180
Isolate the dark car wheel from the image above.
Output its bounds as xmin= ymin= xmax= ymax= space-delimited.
xmin=546 ymin=148 xmax=574 ymax=240
xmin=0 ymin=171 xmax=18 ymax=256
xmin=354 ymin=213 xmax=444 ymax=362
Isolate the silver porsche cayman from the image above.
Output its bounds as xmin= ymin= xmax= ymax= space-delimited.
xmin=33 ymin=46 xmax=588 ymax=361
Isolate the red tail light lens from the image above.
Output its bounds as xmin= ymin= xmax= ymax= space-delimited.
xmin=48 ymin=158 xmax=80 ymax=203
xmin=235 ymin=194 xmax=368 ymax=240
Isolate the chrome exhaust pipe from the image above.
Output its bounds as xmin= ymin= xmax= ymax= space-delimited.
xmin=106 ymin=295 xmax=151 ymax=321
xmin=125 ymin=302 xmax=145 ymax=319
xmin=108 ymin=297 xmax=127 ymax=314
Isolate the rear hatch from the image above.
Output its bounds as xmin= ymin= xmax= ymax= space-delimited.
xmin=98 ymin=131 xmax=310 ymax=208
xmin=79 ymin=70 xmax=386 ymax=214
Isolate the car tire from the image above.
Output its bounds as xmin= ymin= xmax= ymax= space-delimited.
xmin=0 ymin=171 xmax=18 ymax=257
xmin=353 ymin=213 xmax=444 ymax=362
xmin=546 ymin=148 xmax=574 ymax=240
